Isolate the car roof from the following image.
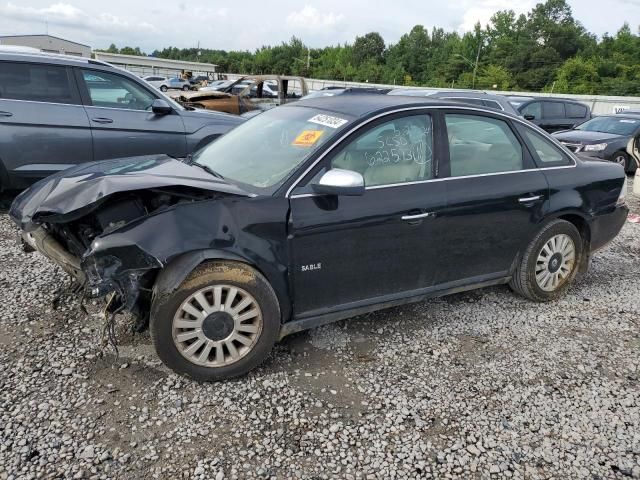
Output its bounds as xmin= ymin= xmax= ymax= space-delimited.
xmin=290 ymin=94 xmax=518 ymax=119
xmin=0 ymin=50 xmax=110 ymax=68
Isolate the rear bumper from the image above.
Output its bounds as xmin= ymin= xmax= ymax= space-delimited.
xmin=590 ymin=205 xmax=629 ymax=252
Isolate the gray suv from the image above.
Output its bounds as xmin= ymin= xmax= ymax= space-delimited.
xmin=0 ymin=50 xmax=243 ymax=190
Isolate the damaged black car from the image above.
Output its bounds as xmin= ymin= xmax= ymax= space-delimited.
xmin=11 ymin=96 xmax=629 ymax=381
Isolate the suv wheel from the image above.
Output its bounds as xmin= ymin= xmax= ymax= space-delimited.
xmin=151 ymin=261 xmax=280 ymax=381
xmin=160 ymin=85 xmax=168 ymax=92
xmin=509 ymin=220 xmax=583 ymax=302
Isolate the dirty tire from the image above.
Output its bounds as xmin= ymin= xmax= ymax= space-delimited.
xmin=150 ymin=261 xmax=280 ymax=382
xmin=509 ymin=220 xmax=583 ymax=302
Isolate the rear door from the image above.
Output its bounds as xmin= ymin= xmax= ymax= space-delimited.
xmin=541 ymin=101 xmax=570 ymax=133
xmin=76 ymin=68 xmax=187 ymax=160
xmin=435 ymin=112 xmax=550 ymax=286
xmin=0 ymin=60 xmax=92 ymax=187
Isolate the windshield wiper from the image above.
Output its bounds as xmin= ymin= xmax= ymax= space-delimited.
xmin=185 ymin=154 xmax=225 ymax=180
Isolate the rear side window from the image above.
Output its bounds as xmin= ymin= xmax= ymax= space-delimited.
xmin=0 ymin=61 xmax=75 ymax=104
xmin=517 ymin=125 xmax=573 ymax=167
xmin=445 ymin=114 xmax=523 ymax=177
xmin=543 ymin=102 xmax=565 ymax=118
xmin=566 ymin=103 xmax=588 ymax=119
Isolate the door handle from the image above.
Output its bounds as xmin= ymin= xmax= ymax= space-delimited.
xmin=0 ymin=111 xmax=13 ymax=117
xmin=518 ymin=195 xmax=543 ymax=203
xmin=402 ymin=212 xmax=436 ymax=221
xmin=91 ymin=117 xmax=113 ymax=124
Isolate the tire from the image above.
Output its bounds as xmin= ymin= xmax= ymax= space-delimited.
xmin=150 ymin=261 xmax=280 ymax=381
xmin=160 ymin=85 xmax=168 ymax=92
xmin=612 ymin=152 xmax=630 ymax=172
xmin=182 ymin=85 xmax=190 ymax=91
xmin=509 ymin=220 xmax=583 ymax=302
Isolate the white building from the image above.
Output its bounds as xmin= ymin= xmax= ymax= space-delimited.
xmin=93 ymin=52 xmax=218 ymax=79
xmin=0 ymin=34 xmax=91 ymax=57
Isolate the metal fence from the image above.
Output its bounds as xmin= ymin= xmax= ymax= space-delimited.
xmin=221 ymin=73 xmax=640 ymax=115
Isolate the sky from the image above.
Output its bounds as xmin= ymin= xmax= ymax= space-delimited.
xmin=0 ymin=0 xmax=638 ymax=53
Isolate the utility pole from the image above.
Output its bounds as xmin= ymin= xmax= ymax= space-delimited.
xmin=307 ymin=47 xmax=310 ymax=72
xmin=472 ymin=37 xmax=481 ymax=89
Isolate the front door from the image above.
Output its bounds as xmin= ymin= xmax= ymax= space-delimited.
xmin=435 ymin=112 xmax=550 ymax=285
xmin=77 ymin=68 xmax=187 ymax=160
xmin=288 ymin=112 xmax=447 ymax=317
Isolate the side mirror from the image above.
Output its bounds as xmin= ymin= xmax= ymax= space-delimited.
xmin=151 ymin=99 xmax=173 ymax=115
xmin=524 ymin=114 xmax=536 ymax=121
xmin=312 ymin=169 xmax=365 ymax=196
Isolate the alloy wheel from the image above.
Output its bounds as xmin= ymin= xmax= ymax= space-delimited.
xmin=172 ymin=285 xmax=263 ymax=367
xmin=614 ymin=154 xmax=627 ymax=169
xmin=535 ymin=234 xmax=576 ymax=292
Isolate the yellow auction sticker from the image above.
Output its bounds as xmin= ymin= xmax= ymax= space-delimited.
xmin=292 ymin=130 xmax=324 ymax=147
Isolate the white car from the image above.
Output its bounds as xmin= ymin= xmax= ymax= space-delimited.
xmin=143 ymin=76 xmax=191 ymax=92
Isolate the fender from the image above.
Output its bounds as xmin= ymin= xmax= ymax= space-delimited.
xmin=152 ymin=248 xmax=292 ymax=324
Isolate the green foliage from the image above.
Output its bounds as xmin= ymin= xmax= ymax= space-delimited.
xmin=97 ymin=0 xmax=640 ymax=95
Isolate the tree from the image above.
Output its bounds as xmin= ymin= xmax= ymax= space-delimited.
xmin=352 ymin=32 xmax=385 ymax=65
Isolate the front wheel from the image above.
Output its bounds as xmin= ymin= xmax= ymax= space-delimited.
xmin=150 ymin=261 xmax=280 ymax=381
xmin=182 ymin=85 xmax=190 ymax=91
xmin=509 ymin=220 xmax=583 ymax=302
xmin=160 ymin=85 xmax=168 ymax=92
xmin=612 ymin=152 xmax=631 ymax=173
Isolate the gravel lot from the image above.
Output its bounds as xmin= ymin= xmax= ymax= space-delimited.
xmin=1 ymin=183 xmax=639 ymax=480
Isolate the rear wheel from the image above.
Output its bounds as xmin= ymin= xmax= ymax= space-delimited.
xmin=509 ymin=220 xmax=583 ymax=302
xmin=182 ymin=85 xmax=190 ymax=91
xmin=151 ymin=261 xmax=280 ymax=381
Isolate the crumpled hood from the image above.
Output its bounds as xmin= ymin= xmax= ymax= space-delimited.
xmin=10 ymin=154 xmax=250 ymax=230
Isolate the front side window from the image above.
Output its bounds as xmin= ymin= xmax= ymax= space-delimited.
xmin=446 ymin=114 xmax=523 ymax=177
xmin=521 ymin=102 xmax=542 ymax=119
xmin=518 ymin=126 xmax=572 ymax=166
xmin=192 ymin=106 xmax=352 ymax=194
xmin=330 ymin=114 xmax=433 ymax=187
xmin=0 ymin=61 xmax=74 ymax=104
xmin=81 ymin=70 xmax=156 ymax=111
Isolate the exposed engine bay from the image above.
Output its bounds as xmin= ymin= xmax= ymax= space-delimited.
xmin=23 ymin=187 xmax=227 ymax=330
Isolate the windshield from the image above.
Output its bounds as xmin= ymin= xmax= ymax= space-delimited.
xmin=576 ymin=116 xmax=640 ymax=135
xmin=192 ymin=106 xmax=353 ymax=194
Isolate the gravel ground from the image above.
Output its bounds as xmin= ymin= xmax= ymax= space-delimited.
xmin=0 ymin=183 xmax=639 ymax=480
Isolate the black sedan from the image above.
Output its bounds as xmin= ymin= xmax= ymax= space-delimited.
xmin=10 ymin=96 xmax=629 ymax=381
xmin=553 ymin=115 xmax=640 ymax=173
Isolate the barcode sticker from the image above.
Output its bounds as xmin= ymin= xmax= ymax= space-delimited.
xmin=308 ymin=114 xmax=348 ymax=129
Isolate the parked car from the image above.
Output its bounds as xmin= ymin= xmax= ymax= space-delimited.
xmin=198 ymin=80 xmax=236 ymax=92
xmin=141 ymin=75 xmax=168 ymax=89
xmin=505 ymin=95 xmax=536 ymax=108
xmin=156 ymin=77 xmax=192 ymax=92
xmin=171 ymin=75 xmax=308 ymax=115
xmin=11 ymin=96 xmax=628 ymax=381
xmin=302 ymin=86 xmax=391 ymax=99
xmin=0 ymin=50 xmax=244 ymax=190
xmin=388 ymin=88 xmax=520 ymax=116
xmin=516 ymin=98 xmax=591 ymax=133
xmin=189 ymin=75 xmax=210 ymax=87
xmin=553 ymin=115 xmax=640 ymax=173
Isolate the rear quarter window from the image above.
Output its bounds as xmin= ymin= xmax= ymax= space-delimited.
xmin=566 ymin=103 xmax=588 ymax=119
xmin=543 ymin=102 xmax=566 ymax=119
xmin=516 ymin=124 xmax=573 ymax=168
